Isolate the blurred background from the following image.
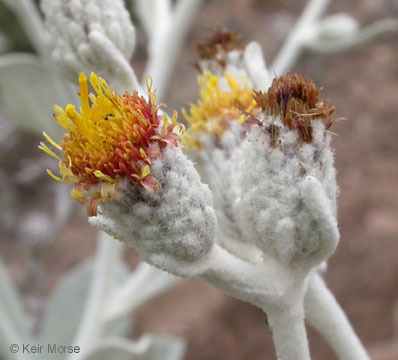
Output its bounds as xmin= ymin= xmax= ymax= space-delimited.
xmin=0 ymin=0 xmax=397 ymax=359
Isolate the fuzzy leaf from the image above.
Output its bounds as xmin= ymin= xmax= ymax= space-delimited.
xmin=81 ymin=336 xmax=186 ymax=360
xmin=37 ymin=259 xmax=131 ymax=360
xmin=0 ymin=53 xmax=77 ymax=140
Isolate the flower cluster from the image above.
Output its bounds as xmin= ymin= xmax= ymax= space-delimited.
xmin=39 ymin=73 xmax=183 ymax=216
xmin=34 ymin=1 xmax=378 ymax=354
xmin=181 ymin=65 xmax=340 ymax=265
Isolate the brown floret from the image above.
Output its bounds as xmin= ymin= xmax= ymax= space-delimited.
xmin=253 ymin=73 xmax=336 ymax=142
xmin=195 ymin=27 xmax=245 ymax=68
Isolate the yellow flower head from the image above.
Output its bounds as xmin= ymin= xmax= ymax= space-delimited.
xmin=39 ymin=73 xmax=183 ymax=216
xmin=182 ymin=70 xmax=259 ymax=148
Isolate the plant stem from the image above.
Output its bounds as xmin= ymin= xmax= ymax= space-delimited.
xmin=201 ymin=245 xmax=311 ymax=360
xmin=143 ymin=0 xmax=204 ymax=101
xmin=305 ymin=273 xmax=371 ymax=360
xmin=201 ymin=245 xmax=289 ymax=304
xmin=267 ymin=304 xmax=311 ymax=360
xmin=270 ymin=0 xmax=331 ymax=75
xmin=306 ymin=18 xmax=398 ymax=53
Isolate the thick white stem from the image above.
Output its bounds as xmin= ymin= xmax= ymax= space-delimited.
xmin=270 ymin=0 xmax=331 ymax=75
xmin=103 ymin=262 xmax=180 ymax=323
xmin=201 ymin=245 xmax=310 ymax=360
xmin=305 ymin=273 xmax=371 ymax=360
xmin=200 ymin=245 xmax=291 ymax=306
xmin=134 ymin=0 xmax=171 ymax=38
xmin=143 ymin=0 xmax=204 ymax=101
xmin=66 ymin=232 xmax=123 ymax=360
xmin=267 ymin=304 xmax=311 ymax=360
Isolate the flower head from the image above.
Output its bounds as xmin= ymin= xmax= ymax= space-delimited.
xmin=235 ymin=73 xmax=340 ymax=266
xmin=193 ymin=28 xmax=253 ymax=85
xmin=39 ymin=73 xmax=183 ymax=216
xmin=253 ymin=73 xmax=336 ymax=144
xmin=195 ymin=28 xmax=244 ymax=69
xmin=182 ymin=70 xmax=259 ymax=148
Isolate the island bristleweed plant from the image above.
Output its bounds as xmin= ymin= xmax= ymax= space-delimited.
xmin=1 ymin=0 xmax=396 ymax=359
xmin=39 ymin=39 xmax=369 ymax=360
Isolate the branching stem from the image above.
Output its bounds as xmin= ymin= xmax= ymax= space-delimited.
xmin=305 ymin=273 xmax=371 ymax=360
xmin=143 ymin=0 xmax=204 ymax=101
xmin=270 ymin=0 xmax=331 ymax=75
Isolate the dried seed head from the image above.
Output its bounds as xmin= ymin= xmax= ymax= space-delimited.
xmin=253 ymin=73 xmax=336 ymax=143
xmin=196 ymin=27 xmax=244 ymax=66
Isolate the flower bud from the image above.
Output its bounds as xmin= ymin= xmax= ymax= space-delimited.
xmin=41 ymin=0 xmax=135 ymax=91
xmin=235 ymin=73 xmax=340 ymax=266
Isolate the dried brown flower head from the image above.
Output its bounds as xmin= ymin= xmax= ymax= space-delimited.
xmin=195 ymin=27 xmax=245 ymax=68
xmin=253 ymin=73 xmax=337 ymax=143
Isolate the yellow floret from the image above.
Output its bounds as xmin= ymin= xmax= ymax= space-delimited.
xmin=182 ymin=71 xmax=258 ymax=148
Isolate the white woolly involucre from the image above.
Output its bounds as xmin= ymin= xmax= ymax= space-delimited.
xmin=41 ymin=0 xmax=135 ymax=90
xmin=235 ymin=119 xmax=339 ymax=267
xmin=90 ymin=147 xmax=216 ymax=274
xmin=188 ymin=123 xmax=262 ymax=262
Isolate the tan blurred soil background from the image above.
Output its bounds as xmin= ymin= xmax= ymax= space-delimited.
xmin=0 ymin=0 xmax=397 ymax=359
